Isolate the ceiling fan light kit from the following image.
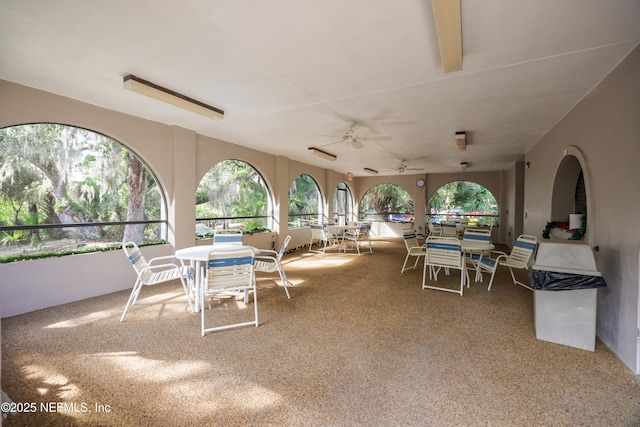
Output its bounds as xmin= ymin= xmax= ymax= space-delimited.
xmin=123 ymin=74 xmax=224 ymax=120
xmin=364 ymin=168 xmax=379 ymax=175
xmin=455 ymin=131 xmax=466 ymax=151
xmin=308 ymin=147 xmax=337 ymax=161
xmin=461 ymin=161 xmax=468 ymax=171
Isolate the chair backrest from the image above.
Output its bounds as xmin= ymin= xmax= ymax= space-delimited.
xmin=403 ymin=232 xmax=421 ymax=250
xmin=206 ymin=248 xmax=255 ymax=291
xmin=462 ymin=228 xmax=492 ymax=243
xmin=310 ymin=224 xmax=326 ymax=239
xmin=122 ymin=241 xmax=152 ymax=281
xmin=425 ymin=237 xmax=463 ymax=268
xmin=357 ymin=222 xmax=371 ymax=238
xmin=277 ymin=235 xmax=292 ymax=261
xmin=509 ymin=235 xmax=538 ymax=267
xmin=441 ymin=224 xmax=457 ymax=237
xmin=213 ymin=229 xmax=243 ymax=245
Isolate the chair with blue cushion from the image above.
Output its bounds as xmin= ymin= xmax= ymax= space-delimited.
xmin=201 ymin=248 xmax=258 ymax=336
xmin=308 ymin=224 xmax=336 ymax=254
xmin=343 ymin=222 xmax=373 ymax=255
xmin=477 ymin=234 xmax=538 ymax=291
xmin=120 ymin=241 xmax=195 ymax=322
xmin=462 ymin=228 xmax=492 ymax=282
xmin=254 ymin=235 xmax=292 ymax=299
xmin=213 ymin=229 xmax=243 ymax=245
xmin=441 ymin=223 xmax=458 ymax=238
xmin=401 ymin=231 xmax=426 ymax=273
xmin=422 ymin=237 xmax=468 ymax=296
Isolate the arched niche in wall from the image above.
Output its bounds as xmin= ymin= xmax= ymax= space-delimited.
xmin=550 ymin=146 xmax=590 ymax=242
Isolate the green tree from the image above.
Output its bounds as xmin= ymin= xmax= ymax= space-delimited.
xmin=360 ymin=184 xmax=413 ymax=219
xmin=288 ymin=174 xmax=320 ymax=216
xmin=0 ymin=124 xmax=161 ymax=247
xmin=197 ymin=160 xmax=268 ymax=230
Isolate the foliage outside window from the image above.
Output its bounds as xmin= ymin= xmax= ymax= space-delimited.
xmin=196 ymin=160 xmax=271 ymax=236
xmin=428 ymin=181 xmax=498 ymax=226
xmin=0 ymin=124 xmax=165 ymax=263
xmin=288 ymin=174 xmax=323 ymax=228
xmin=333 ymin=182 xmax=354 ymax=225
xmin=359 ymin=183 xmax=414 ymax=222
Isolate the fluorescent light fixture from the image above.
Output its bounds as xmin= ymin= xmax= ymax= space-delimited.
xmin=432 ymin=0 xmax=462 ymax=73
xmin=123 ymin=74 xmax=224 ymax=120
xmin=455 ymin=131 xmax=466 ymax=151
xmin=364 ymin=167 xmax=378 ymax=175
xmin=308 ymin=147 xmax=337 ymax=161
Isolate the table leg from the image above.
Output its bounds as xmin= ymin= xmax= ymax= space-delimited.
xmin=193 ymin=260 xmax=201 ymax=312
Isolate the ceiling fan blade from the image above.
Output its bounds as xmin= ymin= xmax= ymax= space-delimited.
xmin=370 ymin=135 xmax=392 ymax=141
xmin=352 ymin=140 xmax=364 ymax=149
xmin=320 ymin=140 xmax=341 ymax=148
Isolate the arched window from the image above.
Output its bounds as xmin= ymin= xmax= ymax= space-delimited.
xmin=0 ymin=123 xmax=165 ymax=262
xmin=428 ymin=181 xmax=498 ymax=226
xmin=195 ymin=160 xmax=271 ymax=236
xmin=288 ymin=174 xmax=323 ymax=228
xmin=359 ymin=183 xmax=414 ymax=223
xmin=545 ymin=154 xmax=587 ymax=240
xmin=332 ymin=182 xmax=354 ymax=225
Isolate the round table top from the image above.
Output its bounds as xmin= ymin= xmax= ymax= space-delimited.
xmin=460 ymin=241 xmax=495 ymax=251
xmin=175 ymin=244 xmax=255 ymax=261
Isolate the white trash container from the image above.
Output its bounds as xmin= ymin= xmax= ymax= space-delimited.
xmin=529 ymin=241 xmax=606 ymax=351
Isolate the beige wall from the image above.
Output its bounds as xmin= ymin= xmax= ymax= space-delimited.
xmin=505 ymin=161 xmax=525 ymax=247
xmin=524 ymin=45 xmax=640 ymax=372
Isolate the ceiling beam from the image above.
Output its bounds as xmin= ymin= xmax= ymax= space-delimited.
xmin=431 ymin=0 xmax=462 ymax=73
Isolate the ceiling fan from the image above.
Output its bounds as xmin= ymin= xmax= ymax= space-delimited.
xmin=321 ymin=121 xmax=391 ymax=150
xmin=395 ymin=160 xmax=425 ymax=174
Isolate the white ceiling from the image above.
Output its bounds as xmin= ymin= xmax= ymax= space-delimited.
xmin=1 ymin=0 xmax=639 ymax=176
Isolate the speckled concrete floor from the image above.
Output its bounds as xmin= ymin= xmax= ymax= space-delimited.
xmin=2 ymin=237 xmax=639 ymax=426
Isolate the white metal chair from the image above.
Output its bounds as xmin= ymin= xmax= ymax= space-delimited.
xmin=462 ymin=228 xmax=492 ymax=281
xmin=308 ymin=224 xmax=336 ymax=254
xmin=422 ymin=237 xmax=468 ymax=296
xmin=201 ymin=248 xmax=258 ymax=336
xmin=428 ymin=222 xmax=442 ymax=237
xmin=441 ymin=224 xmax=458 ymax=238
xmin=213 ymin=229 xmax=243 ymax=245
xmin=343 ymin=222 xmax=373 ymax=255
xmin=476 ymin=235 xmax=538 ymax=291
xmin=120 ymin=241 xmax=194 ymax=322
xmin=401 ymin=232 xmax=426 ymax=273
xmin=254 ymin=235 xmax=292 ymax=299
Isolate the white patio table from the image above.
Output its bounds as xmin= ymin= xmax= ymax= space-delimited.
xmin=175 ymin=244 xmax=256 ymax=312
xmin=326 ymin=225 xmax=359 ymax=252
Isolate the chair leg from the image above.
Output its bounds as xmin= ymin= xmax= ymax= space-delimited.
xmin=509 ymin=267 xmax=533 ymax=290
xmin=252 ymin=284 xmax=259 ymax=327
xmin=277 ymin=266 xmax=291 ymax=299
xmin=487 ymin=268 xmax=498 ymax=291
xmin=401 ymin=254 xmax=410 ymax=273
xmin=120 ymin=279 xmax=142 ymax=322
